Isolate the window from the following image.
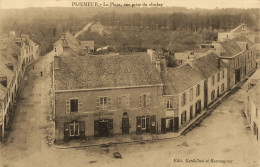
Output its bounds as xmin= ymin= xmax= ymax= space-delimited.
xmin=217 ymin=73 xmax=220 ymax=82
xmin=139 ymin=94 xmax=150 ymax=108
xmin=212 ymin=76 xmax=215 ymax=86
xmin=211 ymin=90 xmax=215 ymax=101
xmin=222 ymin=70 xmax=225 ymax=79
xmin=190 ymin=88 xmax=193 ymax=101
xmin=100 ymin=97 xmax=107 ymax=109
xmin=256 ymin=108 xmax=258 ymax=118
xmin=96 ymin=97 xmax=111 ymax=110
xmin=181 ymin=93 xmax=186 ymax=106
xmin=196 ymin=84 xmax=200 ymax=97
xmin=167 ymin=98 xmax=173 ymax=109
xmin=118 ymin=95 xmax=130 ymax=109
xmin=70 ymin=99 xmax=78 ymax=112
xmin=221 ymin=83 xmax=225 ymax=92
xmin=70 ymin=121 xmax=79 ymax=136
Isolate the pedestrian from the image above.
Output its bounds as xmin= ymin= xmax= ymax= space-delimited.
xmin=40 ymin=71 xmax=43 ymax=77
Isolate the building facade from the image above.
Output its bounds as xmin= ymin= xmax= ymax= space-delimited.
xmin=243 ymin=69 xmax=260 ymax=146
xmin=160 ymin=61 xmax=205 ymax=133
xmin=0 ymin=33 xmax=39 ymax=141
xmin=53 ymin=54 xmax=164 ymax=143
xmin=195 ymin=52 xmax=228 ymax=106
xmin=212 ymin=36 xmax=256 ymax=90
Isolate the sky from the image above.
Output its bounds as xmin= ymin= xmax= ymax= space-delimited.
xmin=0 ymin=0 xmax=260 ymax=9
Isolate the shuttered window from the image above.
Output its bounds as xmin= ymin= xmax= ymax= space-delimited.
xmin=118 ymin=95 xmax=130 ymax=109
xmin=189 ymin=88 xmax=193 ymax=102
xmin=196 ymin=84 xmax=200 ymax=97
xmin=70 ymin=99 xmax=78 ymax=112
xmin=139 ymin=94 xmax=150 ymax=108
xmin=166 ymin=98 xmax=173 ymax=109
xmin=66 ymin=100 xmax=70 ymax=113
xmin=97 ymin=96 xmax=112 ymax=110
xmin=181 ymin=93 xmax=186 ymax=107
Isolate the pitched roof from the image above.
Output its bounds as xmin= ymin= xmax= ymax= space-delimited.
xmin=195 ymin=52 xmax=228 ymax=78
xmin=220 ymin=39 xmax=242 ymax=57
xmin=59 ymin=46 xmax=80 ymax=57
xmin=236 ymin=42 xmax=247 ymax=51
xmin=0 ymin=58 xmax=14 ymax=86
xmin=54 ymin=31 xmax=80 ymax=48
xmin=162 ymin=64 xmax=205 ymax=95
xmin=235 ymin=36 xmax=255 ymax=48
xmin=54 ymin=53 xmax=162 ymax=90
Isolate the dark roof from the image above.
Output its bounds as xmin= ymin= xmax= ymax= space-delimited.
xmin=220 ymin=39 xmax=242 ymax=57
xmin=162 ymin=64 xmax=205 ymax=95
xmin=235 ymin=36 xmax=255 ymax=48
xmin=54 ymin=54 xmax=162 ymax=90
xmin=59 ymin=46 xmax=80 ymax=57
xmin=195 ymin=52 xmax=228 ymax=78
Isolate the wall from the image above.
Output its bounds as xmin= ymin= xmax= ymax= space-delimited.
xmin=218 ymin=32 xmax=233 ymax=42
xmin=54 ymin=86 xmax=164 ymax=142
xmin=207 ymin=68 xmax=228 ymax=105
xmin=177 ymin=80 xmax=205 ymax=128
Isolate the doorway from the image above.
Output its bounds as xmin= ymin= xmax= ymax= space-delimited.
xmin=122 ymin=117 xmax=129 ymax=135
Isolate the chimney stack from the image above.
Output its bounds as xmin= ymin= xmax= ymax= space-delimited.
xmin=188 ymin=54 xmax=196 ymax=68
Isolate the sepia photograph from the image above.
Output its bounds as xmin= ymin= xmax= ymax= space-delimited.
xmin=0 ymin=0 xmax=259 ymax=166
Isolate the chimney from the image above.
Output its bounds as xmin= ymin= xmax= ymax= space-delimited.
xmin=0 ymin=76 xmax=7 ymax=87
xmin=54 ymin=55 xmax=60 ymax=69
xmin=188 ymin=54 xmax=196 ymax=68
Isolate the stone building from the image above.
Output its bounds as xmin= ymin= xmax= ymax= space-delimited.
xmin=53 ymin=53 xmax=164 ymax=143
xmin=53 ymin=31 xmax=94 ymax=56
xmin=194 ymin=52 xmax=228 ymax=107
xmin=0 ymin=33 xmax=39 ymax=141
xmin=212 ymin=36 xmax=257 ymax=90
xmin=160 ymin=58 xmax=205 ymax=133
xmin=243 ymin=69 xmax=260 ymax=146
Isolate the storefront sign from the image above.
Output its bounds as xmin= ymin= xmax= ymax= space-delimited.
xmin=56 ymin=114 xmax=89 ymax=120
xmin=93 ymin=112 xmax=114 ymax=117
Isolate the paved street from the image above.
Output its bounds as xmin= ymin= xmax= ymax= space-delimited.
xmin=0 ymin=52 xmax=259 ymax=167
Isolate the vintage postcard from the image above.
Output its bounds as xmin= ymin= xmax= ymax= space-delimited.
xmin=0 ymin=0 xmax=259 ymax=166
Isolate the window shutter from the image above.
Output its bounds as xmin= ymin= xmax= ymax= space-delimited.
xmin=139 ymin=95 xmax=143 ymax=108
xmin=66 ymin=100 xmax=70 ymax=113
xmin=163 ymin=98 xmax=167 ymax=110
xmin=146 ymin=94 xmax=150 ymax=107
xmin=126 ymin=96 xmax=130 ymax=109
xmin=78 ymin=99 xmax=83 ymax=112
xmin=96 ymin=98 xmax=100 ymax=111
xmin=107 ymin=97 xmax=112 ymax=109
xmin=118 ymin=96 xmax=122 ymax=109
